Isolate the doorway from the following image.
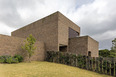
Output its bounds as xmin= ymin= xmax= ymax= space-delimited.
xmin=88 ymin=51 xmax=91 ymax=57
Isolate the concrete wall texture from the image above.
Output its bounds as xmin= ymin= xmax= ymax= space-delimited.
xmin=12 ymin=12 xmax=59 ymax=51
xmin=0 ymin=34 xmax=45 ymax=61
xmin=58 ymin=12 xmax=80 ymax=47
xmin=68 ymin=36 xmax=88 ymax=56
xmin=88 ymin=36 xmax=99 ymax=57
xmin=12 ymin=12 xmax=80 ymax=52
xmin=0 ymin=11 xmax=99 ymax=60
xmin=68 ymin=36 xmax=99 ymax=57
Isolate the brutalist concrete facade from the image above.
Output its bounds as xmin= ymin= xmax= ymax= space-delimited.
xmin=12 ymin=12 xmax=80 ymax=51
xmin=11 ymin=11 xmax=98 ymax=57
xmin=0 ymin=11 xmax=98 ymax=58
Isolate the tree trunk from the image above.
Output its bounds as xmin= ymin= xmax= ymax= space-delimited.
xmin=28 ymin=55 xmax=31 ymax=63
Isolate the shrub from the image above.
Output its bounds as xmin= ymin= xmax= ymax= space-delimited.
xmin=0 ymin=56 xmax=5 ymax=63
xmin=64 ymin=53 xmax=70 ymax=65
xmin=2 ymin=55 xmax=11 ymax=63
xmin=77 ymin=54 xmax=86 ymax=68
xmin=103 ymin=60 xmax=107 ymax=70
xmin=14 ymin=55 xmax=23 ymax=62
xmin=6 ymin=56 xmax=19 ymax=64
xmin=6 ymin=57 xmax=13 ymax=64
xmin=0 ymin=55 xmax=23 ymax=64
xmin=12 ymin=58 xmax=19 ymax=63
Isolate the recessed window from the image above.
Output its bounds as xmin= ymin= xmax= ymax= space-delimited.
xmin=69 ymin=27 xmax=79 ymax=38
xmin=59 ymin=44 xmax=67 ymax=52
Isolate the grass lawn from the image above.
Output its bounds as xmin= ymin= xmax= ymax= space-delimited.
xmin=0 ymin=61 xmax=111 ymax=77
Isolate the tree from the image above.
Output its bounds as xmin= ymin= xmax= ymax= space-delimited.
xmin=22 ymin=34 xmax=36 ymax=62
xmin=109 ymin=38 xmax=116 ymax=57
xmin=99 ymin=49 xmax=110 ymax=57
xmin=111 ymin=38 xmax=116 ymax=52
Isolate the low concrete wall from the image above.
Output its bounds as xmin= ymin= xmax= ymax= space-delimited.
xmin=0 ymin=34 xmax=45 ymax=61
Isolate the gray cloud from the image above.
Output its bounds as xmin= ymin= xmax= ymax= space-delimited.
xmin=0 ymin=0 xmax=115 ymax=49
xmin=0 ymin=0 xmax=93 ymax=28
xmin=75 ymin=0 xmax=94 ymax=8
xmin=70 ymin=0 xmax=116 ymax=49
xmin=99 ymin=39 xmax=112 ymax=50
xmin=0 ymin=0 xmax=23 ymax=28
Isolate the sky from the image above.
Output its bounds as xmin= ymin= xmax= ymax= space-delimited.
xmin=0 ymin=0 xmax=116 ymax=50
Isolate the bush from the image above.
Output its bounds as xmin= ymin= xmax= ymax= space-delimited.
xmin=6 ymin=56 xmax=19 ymax=64
xmin=77 ymin=54 xmax=86 ymax=68
xmin=1 ymin=55 xmax=11 ymax=63
xmin=103 ymin=60 xmax=107 ymax=70
xmin=6 ymin=57 xmax=13 ymax=64
xmin=0 ymin=56 xmax=5 ymax=63
xmin=14 ymin=55 xmax=23 ymax=62
xmin=12 ymin=58 xmax=19 ymax=63
xmin=0 ymin=55 xmax=23 ymax=64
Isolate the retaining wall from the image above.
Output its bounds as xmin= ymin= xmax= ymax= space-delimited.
xmin=0 ymin=34 xmax=45 ymax=61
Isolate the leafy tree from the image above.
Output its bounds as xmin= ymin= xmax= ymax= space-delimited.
xmin=22 ymin=34 xmax=36 ymax=62
xmin=108 ymin=51 xmax=116 ymax=58
xmin=111 ymin=38 xmax=116 ymax=52
xmin=99 ymin=49 xmax=116 ymax=58
xmin=99 ymin=49 xmax=110 ymax=57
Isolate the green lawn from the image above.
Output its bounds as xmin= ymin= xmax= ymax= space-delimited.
xmin=0 ymin=61 xmax=111 ymax=77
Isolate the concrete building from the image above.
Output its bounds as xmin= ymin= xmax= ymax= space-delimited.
xmin=0 ymin=11 xmax=99 ymax=61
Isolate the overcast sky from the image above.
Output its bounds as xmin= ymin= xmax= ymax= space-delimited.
xmin=0 ymin=0 xmax=116 ymax=50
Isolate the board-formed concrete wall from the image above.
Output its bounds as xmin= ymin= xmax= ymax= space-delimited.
xmin=11 ymin=11 xmax=80 ymax=52
xmin=88 ymin=36 xmax=99 ymax=57
xmin=0 ymin=34 xmax=45 ymax=61
xmin=58 ymin=12 xmax=80 ymax=46
xmin=68 ymin=36 xmax=99 ymax=57
xmin=68 ymin=36 xmax=88 ymax=55
xmin=11 ymin=12 xmax=59 ymax=51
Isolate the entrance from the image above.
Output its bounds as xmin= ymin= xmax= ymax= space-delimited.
xmin=88 ymin=51 xmax=91 ymax=57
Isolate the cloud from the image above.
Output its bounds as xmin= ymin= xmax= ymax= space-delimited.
xmin=76 ymin=0 xmax=116 ymax=35
xmin=0 ymin=0 xmax=93 ymax=28
xmin=92 ymin=30 xmax=116 ymax=49
xmin=0 ymin=22 xmax=15 ymax=35
xmin=65 ymin=0 xmax=116 ymax=49
xmin=0 ymin=0 xmax=115 ymax=49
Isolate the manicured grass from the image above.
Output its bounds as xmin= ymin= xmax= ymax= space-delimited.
xmin=0 ymin=61 xmax=111 ymax=77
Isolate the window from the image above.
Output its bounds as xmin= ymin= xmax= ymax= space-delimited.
xmin=59 ymin=44 xmax=67 ymax=52
xmin=69 ymin=27 xmax=79 ymax=38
